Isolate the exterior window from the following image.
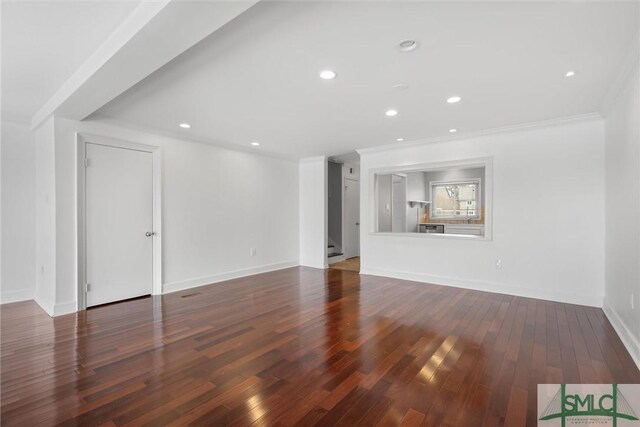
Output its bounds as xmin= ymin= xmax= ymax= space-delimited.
xmin=430 ymin=180 xmax=480 ymax=219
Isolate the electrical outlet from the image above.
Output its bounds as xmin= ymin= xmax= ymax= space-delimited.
xmin=495 ymin=258 xmax=502 ymax=270
xmin=250 ymin=248 xmax=256 ymax=257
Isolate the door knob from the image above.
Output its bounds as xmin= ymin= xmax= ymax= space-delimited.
xmin=356 ymin=222 xmax=360 ymax=226
xmin=145 ymin=232 xmax=155 ymax=237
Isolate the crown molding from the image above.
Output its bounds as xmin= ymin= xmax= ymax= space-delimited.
xmin=600 ymin=30 xmax=640 ymax=117
xmin=357 ymin=112 xmax=602 ymax=156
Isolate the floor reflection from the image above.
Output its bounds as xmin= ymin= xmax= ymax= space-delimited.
xmin=319 ymin=268 xmax=486 ymax=424
xmin=2 ymin=267 xmax=635 ymax=426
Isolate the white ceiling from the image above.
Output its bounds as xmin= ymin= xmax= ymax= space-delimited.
xmin=10 ymin=0 xmax=639 ymax=157
xmin=25 ymin=1 xmax=639 ymax=158
xmin=1 ymin=0 xmax=140 ymax=121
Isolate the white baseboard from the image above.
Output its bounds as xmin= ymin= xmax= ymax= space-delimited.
xmin=163 ymin=260 xmax=299 ymax=294
xmin=603 ymin=299 xmax=640 ymax=371
xmin=360 ymin=266 xmax=603 ymax=308
xmin=299 ymin=262 xmax=328 ymax=270
xmin=53 ymin=301 xmax=77 ymax=316
xmin=32 ymin=295 xmax=76 ymax=317
xmin=0 ymin=289 xmax=34 ymax=304
xmin=328 ymin=255 xmax=346 ymax=264
xmin=34 ymin=295 xmax=54 ymax=317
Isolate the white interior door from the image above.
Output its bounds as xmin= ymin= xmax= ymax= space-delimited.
xmin=344 ymin=178 xmax=360 ymax=258
xmin=85 ymin=143 xmax=153 ymax=307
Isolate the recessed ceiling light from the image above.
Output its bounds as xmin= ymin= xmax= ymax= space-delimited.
xmin=447 ymin=96 xmax=462 ymax=104
xmin=449 ymin=129 xmax=457 ymax=133
xmin=385 ymin=109 xmax=398 ymax=117
xmin=565 ymin=70 xmax=576 ymax=77
xmin=251 ymin=142 xmax=260 ymax=146
xmin=179 ymin=123 xmax=191 ymax=129
xmin=396 ymin=138 xmax=404 ymax=142
xmin=319 ymin=70 xmax=337 ymax=80
xmin=398 ymin=39 xmax=418 ymax=52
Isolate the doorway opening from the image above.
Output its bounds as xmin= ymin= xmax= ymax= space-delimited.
xmin=327 ymin=152 xmax=360 ymax=273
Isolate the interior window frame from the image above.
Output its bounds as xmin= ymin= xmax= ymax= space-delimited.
xmin=368 ymin=156 xmax=493 ymax=241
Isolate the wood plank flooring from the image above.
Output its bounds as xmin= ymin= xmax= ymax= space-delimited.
xmin=329 ymin=257 xmax=360 ymax=273
xmin=1 ymin=267 xmax=638 ymax=426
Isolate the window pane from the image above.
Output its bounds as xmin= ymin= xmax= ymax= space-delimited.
xmin=431 ymin=182 xmax=479 ymax=218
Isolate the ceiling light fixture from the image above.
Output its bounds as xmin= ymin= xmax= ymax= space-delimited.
xmin=447 ymin=96 xmax=462 ymax=104
xmin=396 ymin=138 xmax=404 ymax=142
xmin=251 ymin=142 xmax=260 ymax=146
xmin=449 ymin=129 xmax=457 ymax=133
xmin=179 ymin=123 xmax=191 ymax=129
xmin=385 ymin=109 xmax=398 ymax=117
xmin=398 ymin=39 xmax=418 ymax=52
xmin=565 ymin=70 xmax=576 ymax=77
xmin=319 ymin=70 xmax=337 ymax=80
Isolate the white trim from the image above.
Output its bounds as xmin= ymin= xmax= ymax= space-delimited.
xmin=368 ymin=230 xmax=487 ymax=241
xmin=33 ymin=298 xmax=75 ymax=317
xmin=53 ymin=301 xmax=77 ymax=317
xmin=163 ymin=261 xmax=299 ymax=294
xmin=356 ymin=113 xmax=601 ymax=156
xmin=76 ymin=133 xmax=162 ymax=311
xmin=369 ymin=157 xmax=493 ymax=241
xmin=600 ymin=30 xmax=640 ymax=117
xmin=302 ymin=263 xmax=328 ymax=270
xmin=360 ymin=266 xmax=603 ymax=308
xmin=34 ymin=295 xmax=54 ymax=317
xmin=603 ymin=299 xmax=640 ymax=371
xmin=328 ymin=254 xmax=347 ymax=264
xmin=0 ymin=289 xmax=34 ymax=304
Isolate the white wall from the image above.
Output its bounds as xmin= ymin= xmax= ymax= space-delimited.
xmin=299 ymin=157 xmax=326 ymax=269
xmin=34 ymin=117 xmax=57 ymax=314
xmin=604 ymin=61 xmax=640 ymax=365
xmin=359 ymin=117 xmax=605 ymax=307
xmin=43 ymin=117 xmax=299 ymax=313
xmin=1 ymin=120 xmax=36 ymax=303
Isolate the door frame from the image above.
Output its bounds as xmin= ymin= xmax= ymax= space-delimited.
xmin=342 ymin=176 xmax=360 ymax=258
xmin=76 ymin=133 xmax=162 ymax=311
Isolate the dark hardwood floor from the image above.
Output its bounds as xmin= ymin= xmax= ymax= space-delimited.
xmin=1 ymin=267 xmax=638 ymax=426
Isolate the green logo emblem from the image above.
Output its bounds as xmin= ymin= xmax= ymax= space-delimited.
xmin=539 ymin=384 xmax=638 ymax=426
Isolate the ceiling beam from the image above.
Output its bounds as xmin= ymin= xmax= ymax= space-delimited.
xmin=31 ymin=0 xmax=259 ymax=130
